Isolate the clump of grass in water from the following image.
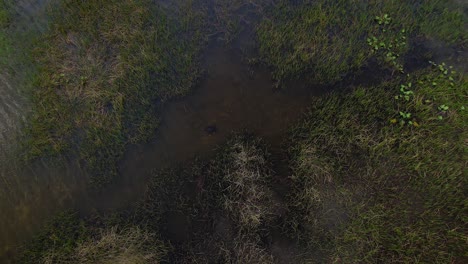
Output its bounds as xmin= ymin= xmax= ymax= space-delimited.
xmin=135 ymin=135 xmax=276 ymax=263
xmin=22 ymin=0 xmax=207 ymax=186
xmin=257 ymin=0 xmax=466 ymax=86
xmin=0 ymin=1 xmax=11 ymax=67
xmin=55 ymin=227 xmax=167 ymax=264
xmin=222 ymin=140 xmax=275 ymax=232
xmin=18 ymin=212 xmax=168 ymax=264
xmin=17 ymin=212 xmax=89 ymax=264
xmin=218 ymin=236 xmax=275 ymax=264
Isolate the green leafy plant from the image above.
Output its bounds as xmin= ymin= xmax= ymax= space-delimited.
xmin=416 ymin=61 xmax=461 ymax=121
xmin=438 ymin=104 xmax=449 ymax=111
xmin=395 ymin=82 xmax=413 ymax=101
xmin=368 ymin=14 xmax=407 ymax=73
xmin=437 ymin=104 xmax=449 ymax=120
xmin=429 ymin=61 xmax=456 ymax=87
xmin=376 ymin=14 xmax=391 ymax=26
xmin=399 ymin=111 xmax=413 ymax=125
xmin=392 ymin=61 xmax=461 ymax=126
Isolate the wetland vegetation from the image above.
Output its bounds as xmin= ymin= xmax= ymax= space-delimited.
xmin=0 ymin=0 xmax=466 ymax=263
xmin=22 ymin=0 xmax=207 ymax=186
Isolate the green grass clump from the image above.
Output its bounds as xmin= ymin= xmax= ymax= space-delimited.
xmin=62 ymin=226 xmax=167 ymax=264
xmin=18 ymin=212 xmax=89 ymax=264
xmin=287 ymin=65 xmax=467 ymax=262
xmin=219 ymin=237 xmax=275 ymax=264
xmin=257 ymin=0 xmax=466 ymax=85
xmin=18 ymin=212 xmax=168 ymax=264
xmin=222 ymin=139 xmax=275 ymax=232
xmin=0 ymin=1 xmax=11 ymax=65
xmin=23 ymin=0 xmax=206 ymax=186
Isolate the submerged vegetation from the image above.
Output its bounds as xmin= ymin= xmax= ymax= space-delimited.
xmin=4 ymin=0 xmax=467 ymax=262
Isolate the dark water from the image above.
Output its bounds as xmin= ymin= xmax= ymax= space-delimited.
xmin=0 ymin=39 xmax=322 ymax=261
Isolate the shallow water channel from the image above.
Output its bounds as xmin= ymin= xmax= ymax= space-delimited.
xmin=0 ymin=38 xmax=325 ymax=261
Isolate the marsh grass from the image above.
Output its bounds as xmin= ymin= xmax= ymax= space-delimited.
xmin=257 ymin=0 xmax=466 ymax=86
xmin=0 ymin=1 xmax=16 ymax=70
xmin=18 ymin=212 xmax=89 ymax=264
xmin=0 ymin=0 xmax=48 ymax=79
xmin=135 ymin=135 xmax=277 ymax=263
xmin=287 ymin=66 xmax=467 ymax=262
xmin=222 ymin=140 xmax=275 ymax=232
xmin=219 ymin=236 xmax=275 ymax=264
xmin=418 ymin=0 xmax=467 ymax=45
xmin=18 ymin=212 xmax=168 ymax=264
xmin=23 ymin=0 xmax=207 ymax=186
xmin=61 ymin=226 xmax=167 ymax=264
